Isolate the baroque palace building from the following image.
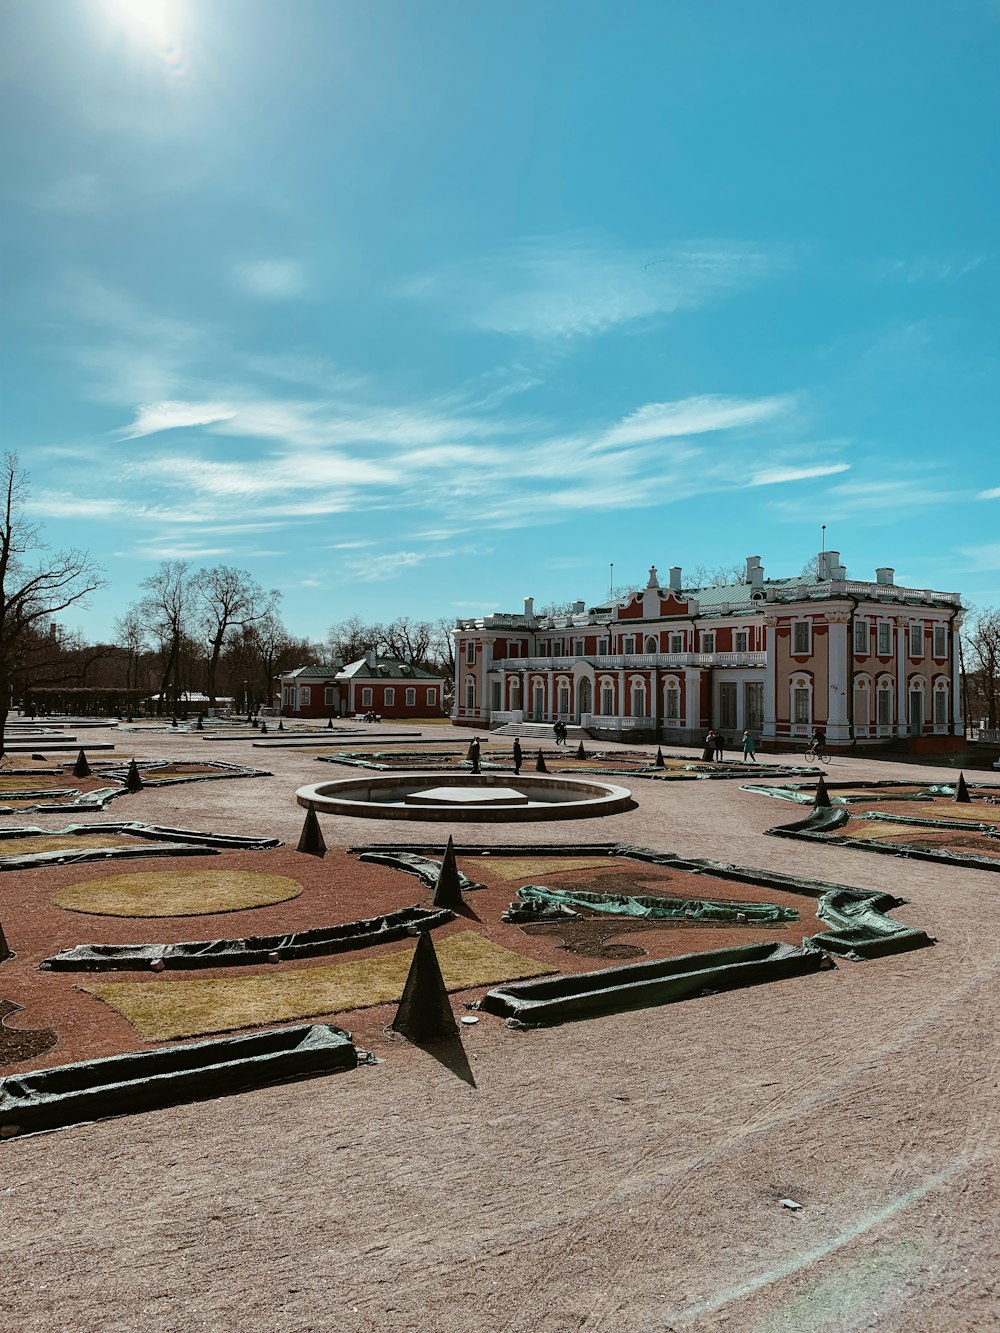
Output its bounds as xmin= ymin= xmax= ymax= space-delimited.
xmin=451 ymin=551 xmax=964 ymax=750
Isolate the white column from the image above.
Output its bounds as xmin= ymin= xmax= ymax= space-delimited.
xmin=895 ymin=617 xmax=908 ymax=736
xmin=618 ymin=668 xmax=626 ymax=723
xmin=826 ymin=613 xmax=850 ymax=742
xmin=684 ymin=668 xmax=700 ymax=734
xmin=481 ymin=638 xmax=494 ymax=723
xmin=521 ymin=669 xmax=529 ymax=723
xmin=952 ymin=613 xmax=964 ymax=734
xmin=762 ymin=615 xmax=778 ymax=740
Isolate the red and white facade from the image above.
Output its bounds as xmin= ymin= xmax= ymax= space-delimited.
xmin=452 ymin=553 xmax=964 ymax=749
xmin=278 ymin=654 xmax=445 ymax=719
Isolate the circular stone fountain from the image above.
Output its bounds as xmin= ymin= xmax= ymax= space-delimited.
xmin=295 ymin=772 xmax=632 ymax=822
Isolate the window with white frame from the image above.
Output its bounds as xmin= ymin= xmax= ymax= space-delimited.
xmin=734 ymin=630 xmax=748 ymax=653
xmin=426 ymin=688 xmax=437 ymax=706
xmin=557 ymin=682 xmax=571 ymax=715
xmin=909 ymin=622 xmax=923 ymax=658
xmin=701 ymin=631 xmax=716 ymax=653
xmin=405 ymin=687 xmax=416 ymax=706
xmin=383 ymin=688 xmax=394 ymax=706
xmin=324 ymin=686 xmax=336 ymax=706
xmin=465 ymin=640 xmax=475 ymax=665
xmin=877 ymin=683 xmax=892 ymax=726
xmin=793 ymin=686 xmax=810 ymax=724
xmin=665 ymin=681 xmax=680 ymax=720
xmin=597 ymin=637 xmax=609 ymax=654
xmin=877 ymin=621 xmax=892 ymax=655
xmin=792 ymin=621 xmax=811 ymax=655
xmin=507 ymin=642 xmax=520 ymax=658
xmin=669 ymin=633 xmax=684 ymax=654
xmin=629 ymin=680 xmax=646 ymax=718
xmin=623 ymin=635 xmax=636 ymax=654
xmin=298 ymin=686 xmax=311 ymax=707
xmin=933 ymin=623 xmax=947 ymax=658
xmin=933 ymin=684 xmax=948 ymax=725
xmin=362 ymin=687 xmax=373 ymax=707
xmin=853 ymin=619 xmax=868 ymax=654
xmin=600 ymin=682 xmax=614 ymax=715
xmin=574 ymin=638 xmax=584 ymax=656
xmin=465 ymin=680 xmax=475 ymax=709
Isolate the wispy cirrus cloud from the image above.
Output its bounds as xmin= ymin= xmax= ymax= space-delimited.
xmin=977 ymin=486 xmax=1000 ymax=500
xmin=232 ymin=259 xmax=307 ymax=299
xmin=879 ymin=253 xmax=991 ymax=283
xmin=600 ymin=394 xmax=795 ymax=448
xmin=120 ymin=400 xmax=238 ymax=438
xmin=398 ymin=233 xmax=784 ymax=339
xmin=749 ymin=462 xmax=850 ymax=487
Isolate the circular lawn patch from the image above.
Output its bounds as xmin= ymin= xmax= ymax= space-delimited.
xmin=53 ymin=870 xmax=302 ymax=917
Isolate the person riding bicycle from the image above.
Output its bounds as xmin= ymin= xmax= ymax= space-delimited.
xmin=808 ymin=727 xmax=827 ymax=754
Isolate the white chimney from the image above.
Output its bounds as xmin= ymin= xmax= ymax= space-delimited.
xmin=876 ymin=567 xmax=895 ymax=586
xmin=669 ymin=567 xmax=682 ymax=592
xmin=745 ymin=555 xmax=764 ymax=589
xmin=571 ymin=600 xmax=585 ymax=614
xmin=364 ymin=648 xmax=376 ymax=667
xmin=523 ymin=596 xmax=535 ymax=618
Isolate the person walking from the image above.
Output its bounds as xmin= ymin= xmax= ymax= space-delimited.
xmin=512 ymin=737 xmax=523 ymax=775
xmin=701 ymin=729 xmax=716 ymax=763
xmin=468 ymin=736 xmax=481 ymax=774
xmin=742 ymin=730 xmax=757 ymax=763
xmin=714 ymin=732 xmax=726 ymax=762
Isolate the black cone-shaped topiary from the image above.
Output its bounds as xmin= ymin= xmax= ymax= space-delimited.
xmin=390 ymin=929 xmax=458 ymax=1043
xmin=432 ymin=835 xmax=463 ymax=911
xmin=296 ymin=805 xmax=327 ymax=857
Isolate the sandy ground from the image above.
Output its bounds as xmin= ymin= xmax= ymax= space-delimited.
xmin=0 ymin=721 xmax=998 ymax=1332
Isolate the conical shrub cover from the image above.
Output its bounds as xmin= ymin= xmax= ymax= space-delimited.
xmin=260 ymin=721 xmax=268 ymax=734
xmin=813 ymin=773 xmax=832 ymax=808
xmin=327 ymin=717 xmax=333 ymax=729
xmin=432 ymin=835 xmax=463 ymax=910
xmin=390 ymin=929 xmax=457 ymax=1043
xmin=954 ymin=772 xmax=972 ymax=803
xmin=297 ymin=805 xmax=327 ymax=857
xmin=124 ymin=759 xmax=143 ymax=793
xmin=0 ymin=917 xmax=10 ymax=963
xmin=535 ymin=750 xmax=549 ymax=773
xmin=278 ymin=719 xmax=284 ymax=730
xmin=195 ymin=715 xmax=204 ymax=731
xmin=654 ymin=746 xmax=665 ymax=769
xmin=576 ymin=740 xmax=586 ymax=760
xmin=72 ymin=748 xmax=91 ymax=779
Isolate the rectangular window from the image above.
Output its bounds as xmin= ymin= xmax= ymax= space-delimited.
xmin=324 ymin=686 xmax=336 ymax=706
xmin=701 ymin=632 xmax=716 ymax=653
xmin=465 ymin=640 xmax=475 ymax=665
xmin=361 ymin=687 xmax=373 ymax=707
xmin=597 ymin=637 xmax=609 ymax=654
xmin=909 ymin=623 xmax=923 ymax=658
xmin=793 ymin=688 xmax=810 ymax=724
xmin=734 ymin=630 xmax=749 ymax=653
xmin=623 ymin=636 xmax=636 ymax=654
xmin=853 ymin=620 xmax=868 ymax=654
xmin=792 ymin=621 xmax=811 ymax=655
xmin=507 ymin=642 xmax=520 ymax=658
xmin=934 ymin=689 xmax=947 ymax=725
xmin=405 ymin=687 xmax=416 ymax=706
xmin=298 ymin=686 xmax=311 ymax=706
xmin=877 ymin=621 xmax=892 ymax=656
xmin=383 ymin=688 xmax=394 ymax=706
xmin=877 ymin=689 xmax=892 ymax=726
xmin=933 ymin=624 xmax=947 ymax=658
xmin=669 ymin=633 xmax=684 ymax=654
xmin=665 ymin=686 xmax=680 ymax=720
xmin=426 ymin=688 xmax=437 ymax=706
xmin=574 ymin=638 xmax=585 ymax=656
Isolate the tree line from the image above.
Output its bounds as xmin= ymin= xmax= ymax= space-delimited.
xmin=0 ymin=453 xmax=456 ymax=735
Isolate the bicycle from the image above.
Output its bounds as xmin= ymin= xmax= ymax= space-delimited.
xmin=803 ymin=739 xmax=831 ymax=765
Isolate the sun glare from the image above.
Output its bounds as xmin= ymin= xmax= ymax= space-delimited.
xmin=101 ymin=0 xmax=187 ymax=68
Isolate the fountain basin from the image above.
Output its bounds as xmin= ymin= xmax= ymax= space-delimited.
xmin=296 ymin=772 xmax=632 ymax=822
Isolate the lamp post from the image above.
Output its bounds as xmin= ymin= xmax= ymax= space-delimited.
xmin=243 ymin=679 xmax=250 ymax=724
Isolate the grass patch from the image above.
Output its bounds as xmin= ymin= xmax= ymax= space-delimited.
xmin=0 ymin=835 xmax=160 ymax=858
xmin=81 ymin=931 xmax=554 ymax=1040
xmin=480 ymin=856 xmax=618 ymax=882
xmin=842 ymin=822 xmax=927 ymax=842
xmin=54 ymin=870 xmax=302 ymax=917
xmin=0 ymin=776 xmax=67 ymax=792
xmin=144 ymin=763 xmax=222 ymax=778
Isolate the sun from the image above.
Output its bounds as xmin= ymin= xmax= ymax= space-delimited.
xmin=102 ymin=0 xmax=184 ymax=47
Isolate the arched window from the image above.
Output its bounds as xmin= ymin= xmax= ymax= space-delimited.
xmin=644 ymin=635 xmax=657 ymax=653
xmin=664 ymin=676 xmax=680 ymax=721
xmin=509 ymin=676 xmax=521 ymax=708
xmin=853 ymin=674 xmax=871 ymax=736
xmin=556 ymin=676 xmax=571 ymax=717
xmin=876 ymin=676 xmax=893 ymax=729
xmin=629 ymin=677 xmax=647 ymax=720
xmin=933 ymin=677 xmax=949 ymax=727
xmin=464 ymin=677 xmax=476 ymax=710
xmin=789 ymin=674 xmax=812 ymax=730
xmin=599 ymin=677 xmax=615 ymax=717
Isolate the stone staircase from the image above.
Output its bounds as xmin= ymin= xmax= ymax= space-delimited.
xmin=490 ymin=721 xmax=589 ymax=741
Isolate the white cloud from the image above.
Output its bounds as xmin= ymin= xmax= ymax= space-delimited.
xmin=601 ymin=394 xmax=794 ymax=448
xmin=399 ymin=234 xmax=783 ymax=339
xmin=120 ymin=400 xmax=238 ymax=438
xmin=344 ymin=551 xmax=429 ymax=582
xmin=748 ymin=462 xmax=850 ymax=487
xmin=232 ymin=260 xmax=307 ymax=299
xmin=977 ymin=486 xmax=1000 ymax=500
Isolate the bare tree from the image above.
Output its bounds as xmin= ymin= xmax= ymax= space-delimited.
xmin=327 ymin=615 xmax=384 ymax=664
xmin=113 ymin=606 xmax=149 ymax=695
xmin=963 ymin=607 xmax=1000 ymax=730
xmin=0 ymin=454 xmax=104 ymax=752
xmin=138 ymin=560 xmax=193 ymax=714
xmin=382 ymin=616 xmax=433 ymax=666
xmin=192 ymin=565 xmax=279 ymax=707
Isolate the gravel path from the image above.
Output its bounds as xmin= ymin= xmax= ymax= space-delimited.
xmin=1 ymin=722 xmax=997 ymax=1332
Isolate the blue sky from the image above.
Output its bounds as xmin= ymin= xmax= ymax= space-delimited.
xmin=2 ymin=0 xmax=998 ymax=642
